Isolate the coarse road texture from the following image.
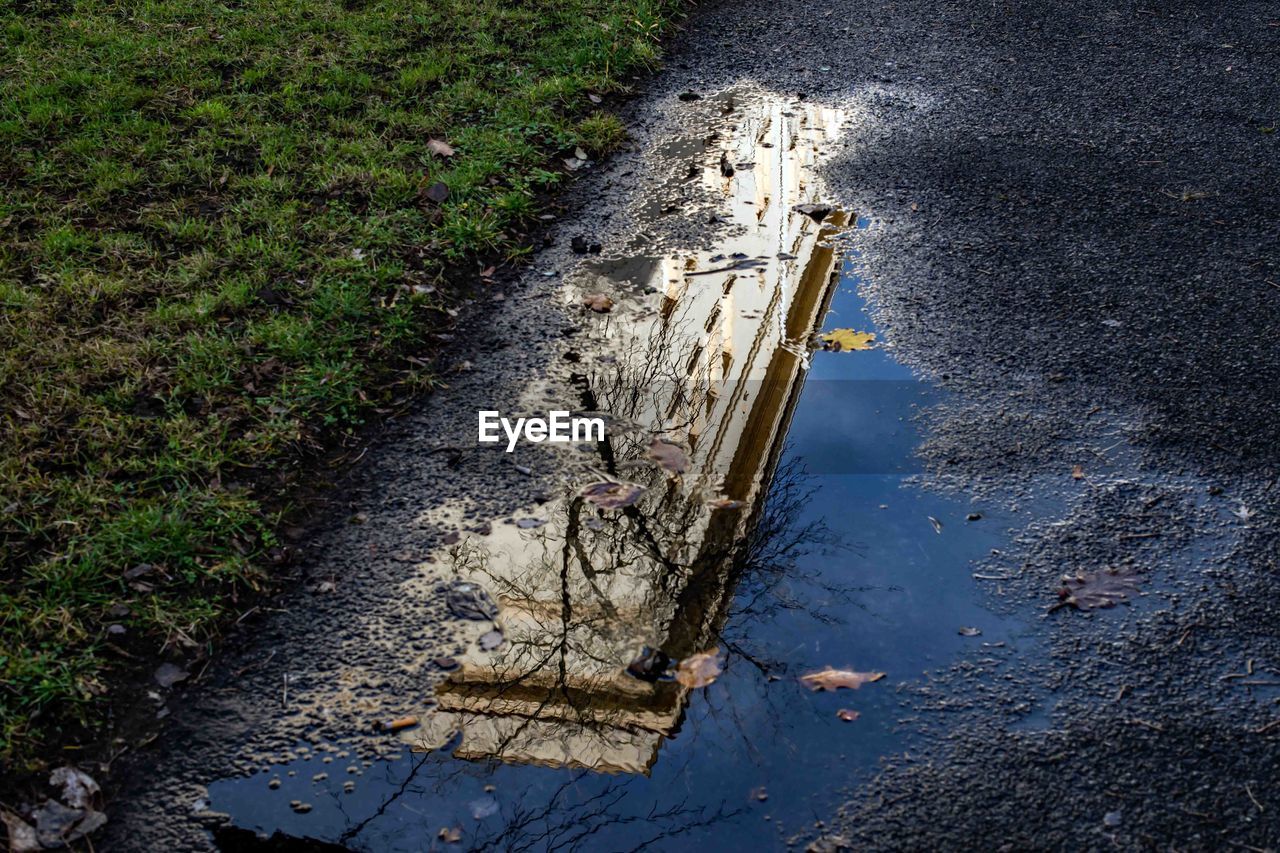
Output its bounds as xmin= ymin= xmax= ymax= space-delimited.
xmin=102 ymin=0 xmax=1279 ymax=850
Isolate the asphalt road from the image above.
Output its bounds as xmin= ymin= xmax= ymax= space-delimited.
xmin=102 ymin=0 xmax=1280 ymax=849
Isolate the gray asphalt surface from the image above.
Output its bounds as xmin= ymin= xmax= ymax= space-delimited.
xmin=101 ymin=0 xmax=1280 ymax=849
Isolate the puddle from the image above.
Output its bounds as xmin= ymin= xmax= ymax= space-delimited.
xmin=209 ymin=89 xmax=1031 ymax=850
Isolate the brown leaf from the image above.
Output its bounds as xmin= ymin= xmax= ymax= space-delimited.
xmin=428 ymin=138 xmax=455 ymax=157
xmin=422 ymin=180 xmax=449 ymax=204
xmin=1072 ymin=464 xmax=1084 ymax=480
xmin=1051 ymin=567 xmax=1140 ymax=612
xmin=580 ymin=481 xmax=644 ymax=509
xmin=676 ymin=650 xmax=723 ymax=688
xmin=1 ymin=809 xmax=40 ymax=853
xmin=799 ymin=668 xmax=885 ymax=692
xmin=582 ymin=293 xmax=614 ymax=313
xmin=836 ymin=708 xmax=860 ymax=722
xmin=646 ymin=438 xmax=690 ymax=475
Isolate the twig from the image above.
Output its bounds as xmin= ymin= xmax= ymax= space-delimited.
xmin=1246 ymin=784 xmax=1265 ymax=814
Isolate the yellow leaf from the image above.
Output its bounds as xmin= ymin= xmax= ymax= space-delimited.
xmin=820 ymin=329 xmax=875 ymax=351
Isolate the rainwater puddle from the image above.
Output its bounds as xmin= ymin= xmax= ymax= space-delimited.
xmin=210 ymin=90 xmax=1032 ymax=851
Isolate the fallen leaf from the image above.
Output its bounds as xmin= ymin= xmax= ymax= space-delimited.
xmin=49 ymin=768 xmax=99 ymax=809
xmin=793 ymin=202 xmax=834 ymax=222
xmin=422 ymin=180 xmax=449 ymax=204
xmin=154 ymin=663 xmax=189 ymax=688
xmin=1 ymin=809 xmax=40 ymax=853
xmin=646 ymin=438 xmax=690 ymax=475
xmin=34 ymin=801 xmax=106 ymax=848
xmin=588 ymin=93 xmax=602 ymax=104
xmin=445 ymin=581 xmax=499 ymax=621
xmin=800 ymin=668 xmax=886 ymax=692
xmin=626 ymin=646 xmax=673 ymax=682
xmin=580 ymin=481 xmax=644 ymax=509
xmin=928 ymin=515 xmax=943 ymax=534
xmin=439 ymin=826 xmax=462 ymax=843
xmin=582 ymin=293 xmax=614 ymax=313
xmin=1050 ymin=567 xmax=1140 ymax=612
xmin=428 ymin=138 xmax=455 ymax=157
xmin=820 ymin=329 xmax=875 ymax=352
xmin=957 ymin=626 xmax=982 ymax=637
xmin=1072 ymin=464 xmax=1084 ymax=480
xmin=479 ymin=629 xmax=504 ymax=651
xmin=676 ymin=650 xmax=723 ymax=688
xmin=836 ymin=708 xmax=860 ymax=722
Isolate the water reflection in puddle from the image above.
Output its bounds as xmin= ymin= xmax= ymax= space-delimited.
xmin=210 ymin=90 xmax=1030 ymax=851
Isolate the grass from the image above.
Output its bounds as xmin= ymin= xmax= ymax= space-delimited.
xmin=0 ymin=0 xmax=681 ymax=768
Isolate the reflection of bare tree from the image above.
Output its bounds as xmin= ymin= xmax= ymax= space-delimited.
xmin=411 ymin=95 xmax=851 ymax=780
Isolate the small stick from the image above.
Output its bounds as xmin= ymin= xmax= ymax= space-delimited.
xmin=1246 ymin=784 xmax=1264 ymax=814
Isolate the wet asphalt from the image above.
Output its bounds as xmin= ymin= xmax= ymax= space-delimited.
xmin=102 ymin=0 xmax=1280 ymax=850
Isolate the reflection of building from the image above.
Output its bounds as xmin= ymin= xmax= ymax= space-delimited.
xmin=411 ymin=93 xmax=846 ymax=774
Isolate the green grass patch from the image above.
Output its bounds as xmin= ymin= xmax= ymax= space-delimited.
xmin=0 ymin=0 xmax=681 ymax=767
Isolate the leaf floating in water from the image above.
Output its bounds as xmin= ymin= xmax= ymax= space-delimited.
xmin=836 ymin=708 xmax=860 ymax=722
xmin=707 ymin=497 xmax=745 ymax=510
xmin=582 ymin=293 xmax=614 ymax=313
xmin=676 ymin=650 xmax=723 ymax=688
xmin=800 ymin=668 xmax=885 ymax=692
xmin=580 ymin=481 xmax=645 ymax=509
xmin=626 ymin=646 xmax=674 ymax=682
xmin=647 ymin=438 xmax=690 ymax=475
xmin=793 ymin=202 xmax=834 ymax=223
xmin=446 ymin=581 xmax=499 ymax=621
xmin=820 ymin=329 xmax=876 ymax=352
xmin=928 ymin=515 xmax=944 ymax=534
xmin=1072 ymin=464 xmax=1085 ymax=480
xmin=1050 ymin=567 xmax=1140 ymax=612
xmin=958 ymin=626 xmax=982 ymax=637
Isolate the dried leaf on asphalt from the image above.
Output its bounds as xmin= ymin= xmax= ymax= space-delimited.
xmin=793 ymin=202 xmax=834 ymax=222
xmin=580 ymin=481 xmax=644 ymax=510
xmin=836 ymin=708 xmax=860 ymax=722
xmin=154 ymin=663 xmax=189 ymax=688
xmin=647 ymin=438 xmax=690 ymax=475
xmin=676 ymin=650 xmax=723 ymax=688
xmin=1050 ymin=567 xmax=1140 ymax=612
xmin=446 ymin=581 xmax=499 ymax=621
xmin=1 ymin=809 xmax=40 ymax=853
xmin=50 ymin=767 xmax=99 ymax=809
xmin=800 ymin=668 xmax=886 ymax=692
xmin=582 ymin=293 xmax=614 ymax=313
xmin=820 ymin=329 xmax=875 ymax=352
xmin=428 ymin=138 xmax=455 ymax=157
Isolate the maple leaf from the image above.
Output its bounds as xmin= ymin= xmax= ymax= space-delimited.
xmin=799 ymin=668 xmax=885 ymax=691
xmin=676 ymin=650 xmax=723 ymax=688
xmin=1050 ymin=567 xmax=1140 ymax=612
xmin=819 ymin=329 xmax=875 ymax=352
